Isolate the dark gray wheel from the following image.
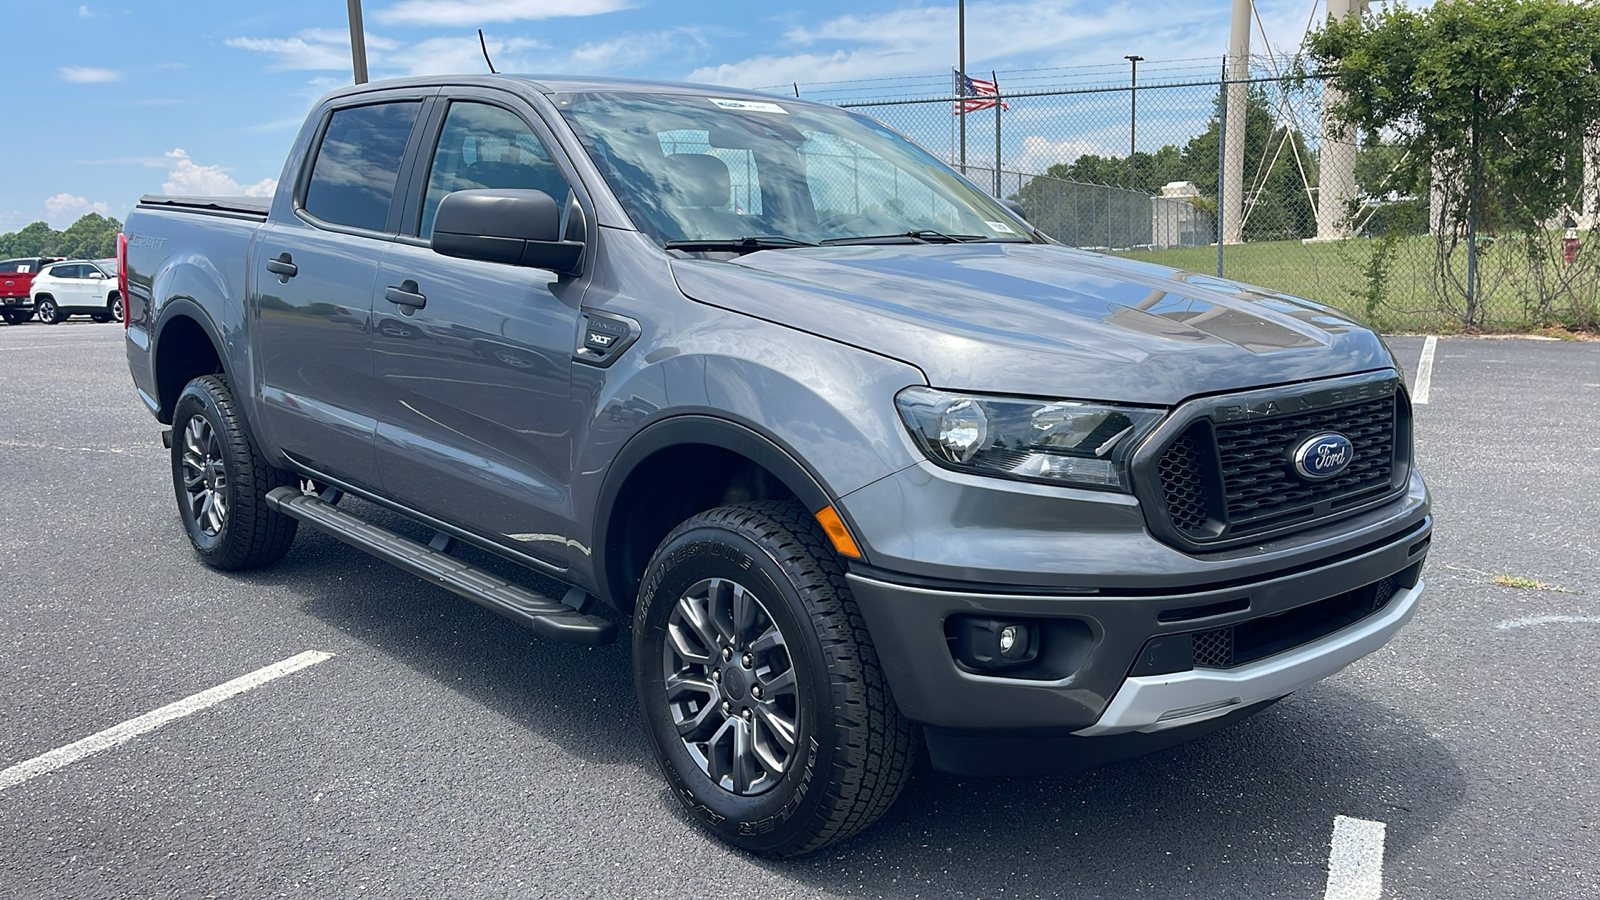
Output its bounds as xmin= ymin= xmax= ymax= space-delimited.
xmin=0 ymin=310 xmax=28 ymax=325
xmin=109 ymin=293 xmax=124 ymax=323
xmin=35 ymin=297 xmax=59 ymax=324
xmin=171 ymin=375 xmax=298 ymax=570
xmin=664 ymin=576 xmax=800 ymax=796
xmin=634 ymin=502 xmax=915 ymax=857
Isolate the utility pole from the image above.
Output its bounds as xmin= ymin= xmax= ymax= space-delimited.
xmin=346 ymin=0 xmax=369 ymax=85
xmin=958 ymin=0 xmax=967 ymax=174
xmin=1223 ymin=0 xmax=1250 ymax=244
xmin=1126 ymin=55 xmax=1143 ymax=192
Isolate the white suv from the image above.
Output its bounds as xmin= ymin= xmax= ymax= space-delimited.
xmin=30 ymin=259 xmax=123 ymax=324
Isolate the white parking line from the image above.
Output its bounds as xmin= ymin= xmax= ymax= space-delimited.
xmin=1324 ymin=815 xmax=1387 ymax=900
xmin=0 ymin=650 xmax=332 ymax=793
xmin=1496 ymin=615 xmax=1600 ymax=631
xmin=1411 ymin=336 xmax=1437 ymax=404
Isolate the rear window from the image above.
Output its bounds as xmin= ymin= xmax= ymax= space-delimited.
xmin=0 ymin=260 xmax=30 ymax=274
xmin=303 ymin=101 xmax=421 ymax=233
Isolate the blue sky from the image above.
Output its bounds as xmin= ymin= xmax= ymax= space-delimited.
xmin=2 ymin=0 xmax=1329 ymax=232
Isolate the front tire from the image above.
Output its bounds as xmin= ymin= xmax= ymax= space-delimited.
xmin=109 ymin=293 xmax=124 ymax=323
xmin=634 ymin=502 xmax=915 ymax=857
xmin=171 ymin=375 xmax=298 ymax=570
xmin=35 ymin=297 xmax=60 ymax=324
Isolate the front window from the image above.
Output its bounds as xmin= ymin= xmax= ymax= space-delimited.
xmin=554 ymin=92 xmax=1033 ymax=247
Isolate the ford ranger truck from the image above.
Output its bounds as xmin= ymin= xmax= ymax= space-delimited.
xmin=122 ymin=76 xmax=1430 ymax=857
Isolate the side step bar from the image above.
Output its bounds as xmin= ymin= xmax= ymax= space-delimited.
xmin=265 ymin=487 xmax=616 ymax=645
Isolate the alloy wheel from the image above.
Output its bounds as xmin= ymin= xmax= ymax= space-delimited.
xmin=663 ymin=577 xmax=799 ymax=796
xmin=181 ymin=416 xmax=228 ymax=536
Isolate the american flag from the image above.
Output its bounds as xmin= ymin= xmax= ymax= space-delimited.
xmin=954 ymin=72 xmax=1009 ymax=115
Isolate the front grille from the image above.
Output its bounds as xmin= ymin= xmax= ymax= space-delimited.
xmin=1152 ymin=387 xmax=1404 ymax=546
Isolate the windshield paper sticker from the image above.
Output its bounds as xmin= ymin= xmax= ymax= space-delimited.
xmin=709 ymin=98 xmax=789 ymax=114
xmin=985 ymin=220 xmax=1017 ymax=234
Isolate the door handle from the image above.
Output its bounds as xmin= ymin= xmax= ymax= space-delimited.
xmin=265 ymin=253 xmax=298 ymax=282
xmin=385 ymin=280 xmax=426 ymax=310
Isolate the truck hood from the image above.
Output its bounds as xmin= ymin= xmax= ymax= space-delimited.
xmin=669 ymin=242 xmax=1393 ymax=406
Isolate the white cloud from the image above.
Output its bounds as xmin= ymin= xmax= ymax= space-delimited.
xmin=162 ymin=149 xmax=277 ymax=198
xmin=45 ymin=193 xmax=111 ymax=220
xmin=1013 ymin=135 xmax=1110 ymax=173
xmin=375 ymin=0 xmax=635 ymax=27
xmin=688 ymin=0 xmax=1281 ymax=88
xmin=78 ymin=5 xmax=94 ymax=18
xmin=60 ymin=66 xmax=122 ymax=83
xmin=224 ymin=29 xmax=398 ymax=71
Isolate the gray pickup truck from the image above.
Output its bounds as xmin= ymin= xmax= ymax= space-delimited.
xmin=123 ymin=75 xmax=1430 ymax=856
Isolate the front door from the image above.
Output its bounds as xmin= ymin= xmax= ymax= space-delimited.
xmin=371 ymin=97 xmax=584 ymax=568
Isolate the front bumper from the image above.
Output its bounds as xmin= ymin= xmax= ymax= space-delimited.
xmin=1075 ymin=578 xmax=1422 ymax=735
xmin=845 ymin=508 xmax=1430 ymax=735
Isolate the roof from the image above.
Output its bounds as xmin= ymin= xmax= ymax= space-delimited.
xmin=317 ymin=73 xmax=820 ymax=107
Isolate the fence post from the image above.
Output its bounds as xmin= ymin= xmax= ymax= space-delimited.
xmin=1216 ymin=57 xmax=1227 ymax=278
xmin=994 ymin=71 xmax=1003 ymax=197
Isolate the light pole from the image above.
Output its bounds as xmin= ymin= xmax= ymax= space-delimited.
xmin=347 ymin=0 xmax=369 ymax=85
xmin=1125 ymin=55 xmax=1143 ymax=192
xmin=958 ymin=0 xmax=966 ymax=174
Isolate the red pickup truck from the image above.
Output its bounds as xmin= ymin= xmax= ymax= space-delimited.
xmin=0 ymin=257 xmax=61 ymax=324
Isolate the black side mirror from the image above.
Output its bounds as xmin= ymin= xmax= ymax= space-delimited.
xmin=432 ymin=189 xmax=584 ymax=275
xmin=999 ymin=198 xmax=1029 ymax=223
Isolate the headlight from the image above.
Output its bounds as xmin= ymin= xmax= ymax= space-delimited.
xmin=895 ymin=387 xmax=1164 ymax=491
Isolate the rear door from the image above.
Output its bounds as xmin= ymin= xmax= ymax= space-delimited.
xmin=370 ymin=92 xmax=589 ymax=567
xmin=251 ymin=93 xmax=432 ymax=489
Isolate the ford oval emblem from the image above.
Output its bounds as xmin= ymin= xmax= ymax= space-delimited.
xmin=1291 ymin=432 xmax=1354 ymax=481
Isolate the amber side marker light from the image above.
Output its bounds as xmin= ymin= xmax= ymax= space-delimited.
xmin=814 ymin=506 xmax=863 ymax=559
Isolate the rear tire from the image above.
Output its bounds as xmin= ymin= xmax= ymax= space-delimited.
xmin=171 ymin=374 xmax=298 ymax=570
xmin=35 ymin=297 xmax=60 ymax=324
xmin=0 ymin=310 xmax=28 ymax=325
xmin=634 ymin=501 xmax=916 ymax=857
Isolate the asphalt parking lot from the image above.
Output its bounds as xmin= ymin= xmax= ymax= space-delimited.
xmin=2 ymin=319 xmax=1597 ymax=899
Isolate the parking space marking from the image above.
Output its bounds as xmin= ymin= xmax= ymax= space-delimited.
xmin=0 ymin=650 xmax=332 ymax=793
xmin=1412 ymin=336 xmax=1438 ymax=404
xmin=1323 ymin=815 xmax=1387 ymax=900
xmin=1496 ymin=615 xmax=1600 ymax=631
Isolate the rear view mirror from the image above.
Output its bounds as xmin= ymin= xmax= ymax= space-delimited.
xmin=432 ymin=189 xmax=584 ymax=275
xmin=999 ymin=198 xmax=1029 ymax=223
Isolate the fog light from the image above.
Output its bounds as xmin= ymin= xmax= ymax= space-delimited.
xmin=950 ymin=617 xmax=1038 ymax=671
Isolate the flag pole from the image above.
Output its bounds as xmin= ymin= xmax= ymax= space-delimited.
xmin=958 ymin=0 xmax=966 ymax=175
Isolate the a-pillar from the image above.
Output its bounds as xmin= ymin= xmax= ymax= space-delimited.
xmin=1222 ymin=0 xmax=1250 ymax=244
xmin=1314 ymin=0 xmax=1364 ymax=241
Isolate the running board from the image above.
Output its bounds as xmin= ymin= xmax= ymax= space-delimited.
xmin=265 ymin=487 xmax=616 ymax=645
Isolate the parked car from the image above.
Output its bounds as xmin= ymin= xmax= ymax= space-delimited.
xmin=0 ymin=256 xmax=61 ymax=324
xmin=122 ymin=75 xmax=1431 ymax=857
xmin=30 ymin=258 xmax=123 ymax=324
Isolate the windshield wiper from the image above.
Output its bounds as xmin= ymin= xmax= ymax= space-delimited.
xmin=819 ymin=230 xmax=996 ymax=246
xmin=663 ymin=235 xmax=818 ymax=253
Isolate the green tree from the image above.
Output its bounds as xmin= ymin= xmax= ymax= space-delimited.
xmin=0 ymin=221 xmax=62 ymax=258
xmin=1010 ymin=86 xmax=1318 ymax=246
xmin=1304 ymin=0 xmax=1600 ymax=326
xmin=57 ymin=213 xmax=122 ymax=259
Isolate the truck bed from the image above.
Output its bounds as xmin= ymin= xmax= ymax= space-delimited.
xmin=137 ymin=194 xmax=270 ymax=221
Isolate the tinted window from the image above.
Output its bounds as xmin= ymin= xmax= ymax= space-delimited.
xmin=304 ymin=102 xmax=421 ymax=232
xmin=48 ymin=264 xmax=83 ymax=278
xmin=419 ymin=102 xmax=568 ymax=238
xmin=0 ymin=262 xmax=20 ymax=274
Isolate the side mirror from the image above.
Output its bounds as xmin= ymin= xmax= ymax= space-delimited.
xmin=432 ymin=189 xmax=584 ymax=275
xmin=999 ymin=198 xmax=1029 ymax=223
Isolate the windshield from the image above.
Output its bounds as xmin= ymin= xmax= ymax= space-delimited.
xmin=553 ymin=91 xmax=1035 ymax=247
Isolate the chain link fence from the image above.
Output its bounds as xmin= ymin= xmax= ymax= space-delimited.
xmin=772 ymin=59 xmax=1599 ymax=332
